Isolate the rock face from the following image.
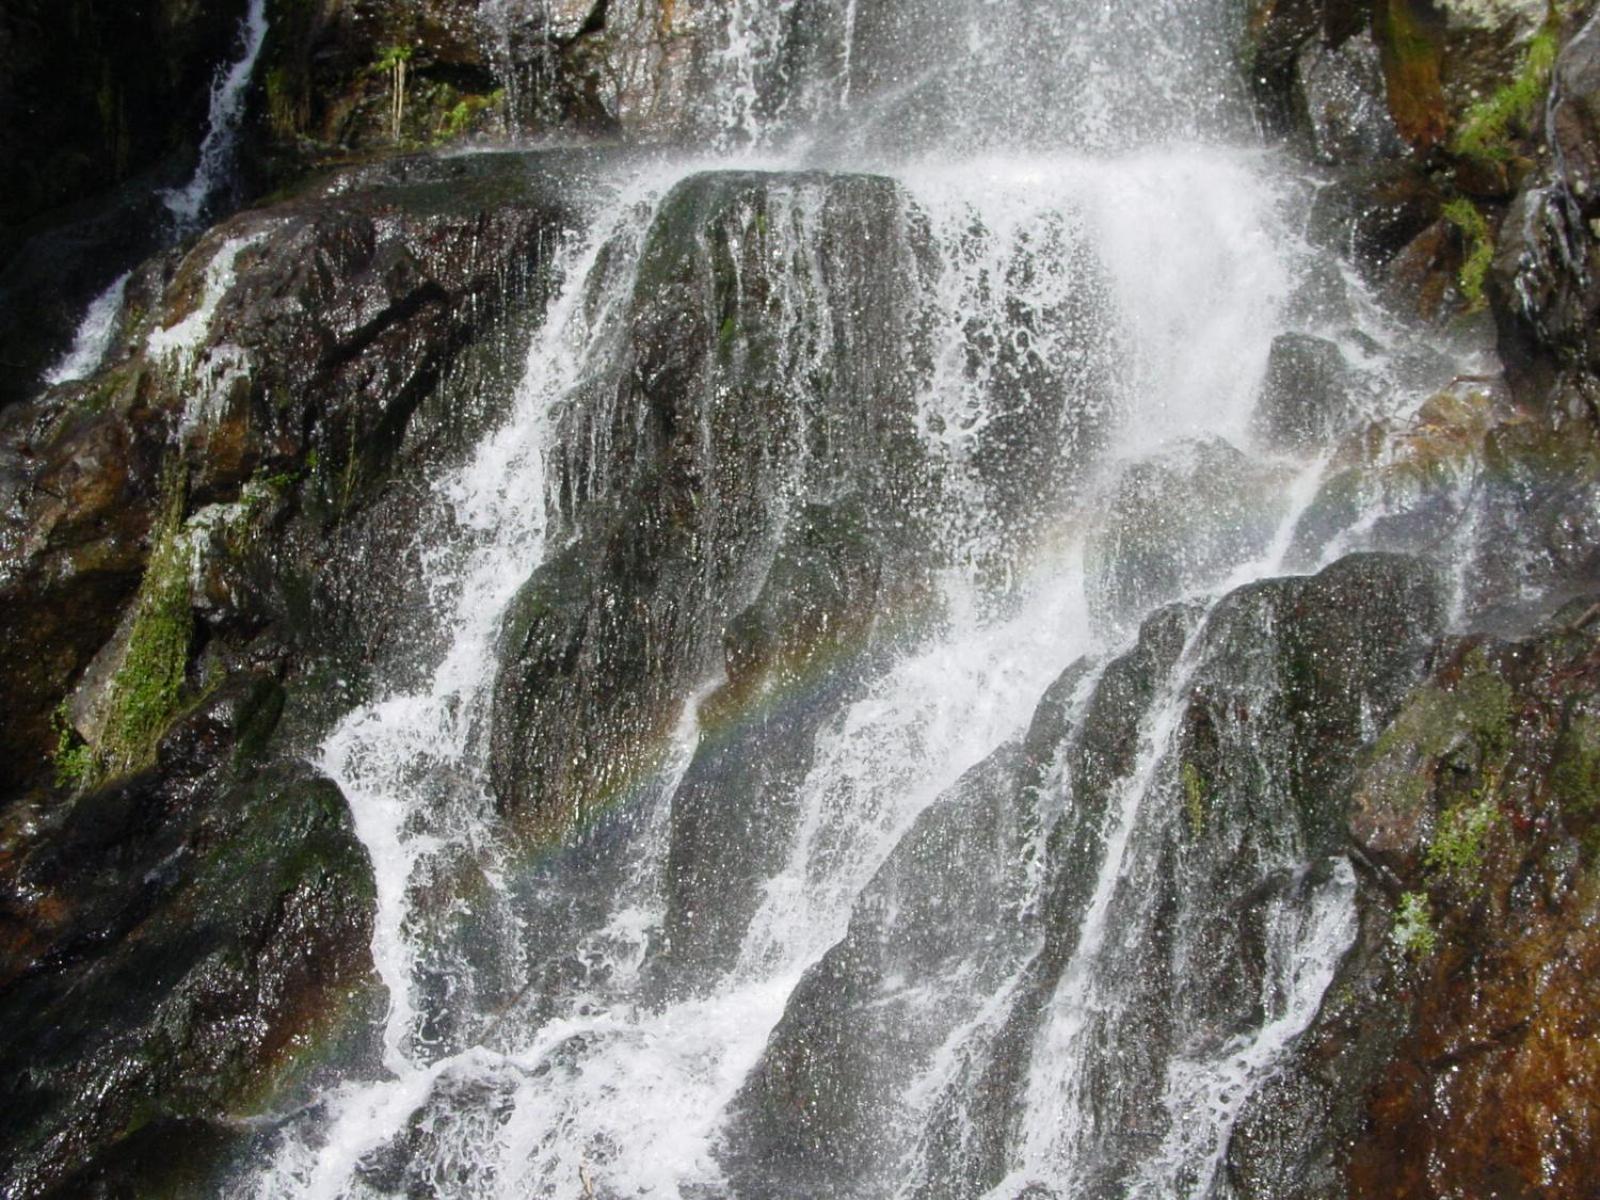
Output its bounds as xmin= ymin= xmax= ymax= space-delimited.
xmin=0 ymin=149 xmax=587 ymax=1197
xmin=1 ymin=149 xmax=587 ymax=801
xmin=1229 ymin=603 xmax=1600 ymax=1199
xmin=488 ymin=169 xmax=935 ymax=839
xmin=0 ymin=0 xmax=253 ymax=410
xmin=724 ymin=553 xmax=1443 ymax=1199
xmin=1085 ymin=438 xmax=1289 ymax=634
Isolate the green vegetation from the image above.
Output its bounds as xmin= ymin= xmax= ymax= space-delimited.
xmin=374 ymin=45 xmax=414 ymax=141
xmin=1451 ymin=17 xmax=1559 ymax=165
xmin=372 ymin=44 xmax=414 ymax=74
xmin=1382 ymin=648 xmax=1511 ymax=761
xmin=435 ymin=89 xmax=503 ymax=143
xmin=1425 ymin=793 xmax=1499 ymax=883
xmin=52 ymin=701 xmax=96 ymax=791
xmin=264 ymin=65 xmax=303 ymax=138
xmin=96 ymin=470 xmax=195 ymax=778
xmin=1442 ymin=198 xmax=1494 ymax=313
xmin=1392 ymin=890 xmax=1438 ymax=958
xmin=1180 ymin=760 xmax=1208 ymax=837
xmin=1552 ymin=713 xmax=1600 ymax=814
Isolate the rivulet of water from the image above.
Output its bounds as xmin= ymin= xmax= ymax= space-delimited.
xmin=164 ymin=0 xmax=270 ymax=229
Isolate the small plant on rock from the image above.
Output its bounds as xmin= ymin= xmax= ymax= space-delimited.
xmin=1392 ymin=890 xmax=1438 ymax=958
xmin=1442 ymin=198 xmax=1494 ymax=313
xmin=374 ymin=45 xmax=414 ymax=142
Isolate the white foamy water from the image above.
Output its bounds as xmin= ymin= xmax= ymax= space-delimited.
xmin=43 ymin=271 xmax=132 ymax=385
xmin=164 ymin=0 xmax=269 ymax=229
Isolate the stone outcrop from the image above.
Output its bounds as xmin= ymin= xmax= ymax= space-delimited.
xmin=1229 ymin=601 xmax=1600 ymax=1198
xmin=0 ymin=148 xmax=586 ymax=1197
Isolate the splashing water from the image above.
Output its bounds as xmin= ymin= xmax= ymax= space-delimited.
xmin=242 ymin=1 xmax=1496 ymax=1196
xmin=43 ymin=271 xmax=132 ymax=386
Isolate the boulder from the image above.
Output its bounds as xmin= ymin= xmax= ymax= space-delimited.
xmin=1085 ymin=438 xmax=1289 ymax=634
xmin=1252 ymin=331 xmax=1359 ymax=452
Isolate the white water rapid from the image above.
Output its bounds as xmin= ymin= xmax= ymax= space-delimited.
xmin=244 ymin=1 xmax=1488 ymax=1196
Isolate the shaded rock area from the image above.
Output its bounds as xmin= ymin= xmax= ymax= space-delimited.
xmin=1229 ymin=602 xmax=1600 ymax=1199
xmin=0 ymin=0 xmax=251 ymax=409
xmin=0 ymin=149 xmax=588 ymax=1197
xmin=2 ymin=148 xmax=589 ymax=802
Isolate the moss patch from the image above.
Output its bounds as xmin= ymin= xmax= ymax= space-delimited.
xmin=1392 ymin=889 xmax=1438 ymax=958
xmin=1451 ymin=16 xmax=1559 ymax=165
xmin=1425 ymin=792 xmax=1500 ymax=884
xmin=1442 ymin=197 xmax=1494 ymax=312
xmin=1552 ymin=712 xmax=1600 ymax=814
xmin=94 ymin=470 xmax=195 ymax=779
xmin=1181 ymin=760 xmax=1208 ymax=837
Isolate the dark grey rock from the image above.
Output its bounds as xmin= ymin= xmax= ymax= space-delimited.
xmin=1251 ymin=332 xmax=1357 ymax=453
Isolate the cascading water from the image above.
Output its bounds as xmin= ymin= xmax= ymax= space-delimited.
xmin=42 ymin=271 xmax=132 ymax=386
xmin=244 ymin=1 xmax=1486 ymax=1196
xmin=163 ymin=0 xmax=270 ymax=230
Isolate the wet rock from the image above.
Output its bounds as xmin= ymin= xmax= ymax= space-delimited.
xmin=1461 ymin=391 xmax=1600 ymax=622
xmin=0 ymin=757 xmax=381 ymax=1199
xmin=1307 ymin=163 xmax=1443 ymax=276
xmin=1252 ymin=332 xmax=1359 ymax=452
xmin=1382 ymin=217 xmax=1464 ymax=319
xmin=888 ymin=554 xmax=1437 ymax=1198
xmin=489 ymin=170 xmax=934 ymax=837
xmin=1235 ymin=604 xmax=1600 ymax=1199
xmin=724 ymin=744 xmax=1035 ymax=1200
xmin=1296 ymin=31 xmax=1407 ymax=164
xmin=1288 ymin=385 xmax=1498 ymax=570
xmin=1085 ymin=438 xmax=1289 ymax=634
xmin=653 ymin=499 xmax=891 ymax=990
xmin=1246 ymin=0 xmax=1376 ymax=136
xmin=0 ymin=149 xmax=587 ymax=800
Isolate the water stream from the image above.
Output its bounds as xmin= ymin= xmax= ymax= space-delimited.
xmin=244 ymin=1 xmax=1483 ymax=1195
xmin=163 ymin=0 xmax=270 ymax=229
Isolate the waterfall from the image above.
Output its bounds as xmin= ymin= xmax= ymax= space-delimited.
xmin=243 ymin=2 xmax=1479 ymax=1196
xmin=163 ymin=0 xmax=270 ymax=229
xmin=42 ymin=271 xmax=132 ymax=386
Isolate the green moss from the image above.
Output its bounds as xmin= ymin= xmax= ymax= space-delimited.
xmin=371 ymin=44 xmax=414 ymax=74
xmin=1552 ymin=713 xmax=1600 ymax=815
xmin=1180 ymin=760 xmax=1208 ymax=837
xmin=1442 ymin=197 xmax=1494 ymax=313
xmin=1392 ymin=889 xmax=1438 ymax=958
xmin=1425 ymin=793 xmax=1499 ymax=883
xmin=52 ymin=701 xmax=96 ymax=791
xmin=719 ymin=315 xmax=738 ymax=348
xmin=97 ymin=471 xmax=195 ymax=777
xmin=264 ymin=65 xmax=301 ymax=138
xmin=433 ymin=89 xmax=502 ymax=143
xmin=1455 ymin=648 xmax=1514 ymax=759
xmin=1451 ymin=18 xmax=1559 ymax=165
